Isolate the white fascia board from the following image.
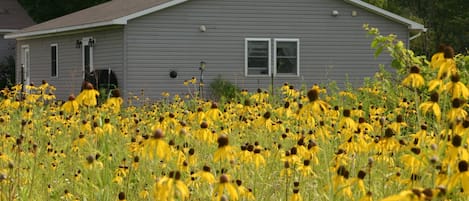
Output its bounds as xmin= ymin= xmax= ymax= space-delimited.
xmin=1 ymin=29 xmax=19 ymax=34
xmin=344 ymin=0 xmax=425 ymax=31
xmin=114 ymin=0 xmax=189 ymax=23
xmin=4 ymin=20 xmax=126 ymax=39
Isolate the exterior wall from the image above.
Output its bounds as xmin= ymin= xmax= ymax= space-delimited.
xmin=16 ymin=27 xmax=124 ymax=100
xmin=0 ymin=35 xmax=16 ymax=61
xmin=125 ymin=0 xmax=409 ymax=99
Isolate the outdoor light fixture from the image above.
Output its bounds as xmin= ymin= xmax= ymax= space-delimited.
xmin=199 ymin=61 xmax=206 ymax=72
xmin=199 ymin=25 xmax=207 ymax=32
xmin=88 ymin=38 xmax=95 ymax=47
xmin=331 ymin=10 xmax=339 ymax=16
xmin=76 ymin=40 xmax=82 ymax=48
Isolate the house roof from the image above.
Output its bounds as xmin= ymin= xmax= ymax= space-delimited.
xmin=0 ymin=0 xmax=35 ymax=33
xmin=5 ymin=0 xmax=425 ymax=39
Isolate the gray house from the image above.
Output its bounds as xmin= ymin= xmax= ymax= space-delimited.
xmin=0 ymin=0 xmax=34 ymax=62
xmin=5 ymin=0 xmax=425 ymax=100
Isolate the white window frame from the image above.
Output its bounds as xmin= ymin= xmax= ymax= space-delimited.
xmin=81 ymin=37 xmax=94 ymax=79
xmin=274 ymin=38 xmax=300 ymax=77
xmin=51 ymin=44 xmax=58 ymax=78
xmin=245 ymin=38 xmax=271 ymax=77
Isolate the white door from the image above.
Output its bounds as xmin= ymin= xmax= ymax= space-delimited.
xmin=21 ymin=45 xmax=30 ymax=87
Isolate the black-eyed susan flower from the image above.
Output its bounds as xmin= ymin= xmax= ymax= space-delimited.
xmin=214 ymin=134 xmax=236 ymax=163
xmin=61 ymin=94 xmax=79 ymax=114
xmin=437 ymin=46 xmax=457 ymax=79
xmin=402 ymin=66 xmax=425 ymax=88
xmin=430 ymin=44 xmax=446 ymax=69
xmin=75 ymin=82 xmax=100 ymax=107
xmin=142 ymin=129 xmax=170 ymax=160
xmin=289 ymin=189 xmax=303 ymax=201
xmin=447 ymin=98 xmax=467 ymax=123
xmin=300 ymin=88 xmax=329 ymax=120
xmin=448 ymin=160 xmax=469 ymax=194
xmin=419 ymin=92 xmax=441 ymax=121
xmin=213 ymin=174 xmax=238 ymax=201
xmin=444 ymin=74 xmax=469 ymax=100
xmin=117 ymin=192 xmax=126 ymax=201
xmin=192 ymin=165 xmax=216 ymax=184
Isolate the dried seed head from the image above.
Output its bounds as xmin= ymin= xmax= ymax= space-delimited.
xmin=357 ymin=170 xmax=366 ymax=179
xmin=152 ymin=129 xmax=164 ymax=139
xmin=410 ymin=66 xmax=420 ymax=74
xmin=307 ymin=89 xmax=319 ymax=102
xmin=452 ymin=135 xmax=462 ymax=147
xmin=220 ymin=174 xmax=229 ymax=183
xmin=458 ymin=160 xmax=468 ymax=172
xmin=86 ymin=155 xmax=94 ymax=164
xmin=343 ymin=109 xmax=351 ymax=117
xmin=217 ymin=134 xmax=229 ymax=147
xmin=118 ymin=192 xmax=126 ymax=200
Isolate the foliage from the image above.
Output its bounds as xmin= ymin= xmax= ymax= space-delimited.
xmin=363 ymin=0 xmax=469 ymax=55
xmin=18 ymin=0 xmax=110 ymax=22
xmin=0 ymin=55 xmax=16 ymax=89
xmin=209 ymin=76 xmax=240 ymax=101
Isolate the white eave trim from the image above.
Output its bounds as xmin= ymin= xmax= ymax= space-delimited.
xmin=5 ymin=0 xmax=189 ymax=39
xmin=1 ymin=29 xmax=19 ymax=34
xmin=4 ymin=20 xmax=125 ymax=39
xmin=344 ymin=0 xmax=425 ymax=31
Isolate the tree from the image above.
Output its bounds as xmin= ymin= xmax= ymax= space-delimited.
xmin=18 ymin=0 xmax=110 ymax=22
xmin=364 ymin=0 xmax=468 ymax=55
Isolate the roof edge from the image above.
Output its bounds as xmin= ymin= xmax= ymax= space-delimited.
xmin=1 ymin=29 xmax=19 ymax=34
xmin=114 ymin=0 xmax=189 ymax=24
xmin=4 ymin=20 xmax=125 ymax=39
xmin=344 ymin=0 xmax=425 ymax=31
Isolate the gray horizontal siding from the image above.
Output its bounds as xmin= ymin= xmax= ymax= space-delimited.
xmin=16 ymin=27 xmax=124 ymax=100
xmin=124 ymin=0 xmax=408 ymax=99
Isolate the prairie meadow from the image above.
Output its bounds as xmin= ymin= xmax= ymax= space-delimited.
xmin=0 ymin=26 xmax=469 ymax=201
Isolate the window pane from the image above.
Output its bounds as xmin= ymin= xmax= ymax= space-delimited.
xmin=247 ymin=40 xmax=269 ymax=75
xmin=276 ymin=41 xmax=297 ymax=74
xmin=51 ymin=46 xmax=57 ymax=77
xmin=84 ymin=45 xmax=90 ymax=73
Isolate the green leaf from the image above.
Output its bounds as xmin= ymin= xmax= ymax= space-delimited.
xmin=391 ymin=59 xmax=401 ymax=69
xmin=374 ymin=46 xmax=383 ymax=58
xmin=371 ymin=40 xmax=378 ymax=48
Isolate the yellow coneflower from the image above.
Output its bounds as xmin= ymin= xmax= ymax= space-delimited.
xmin=75 ymin=82 xmax=100 ymax=107
xmin=252 ymin=148 xmax=266 ymax=168
xmin=297 ymin=159 xmax=316 ymax=177
xmin=448 ymin=160 xmax=469 ymax=194
xmin=402 ymin=66 xmax=425 ymax=88
xmin=213 ymin=134 xmax=236 ymax=162
xmin=447 ymin=98 xmax=467 ymax=123
xmin=62 ymin=94 xmax=79 ymax=114
xmin=236 ymin=180 xmax=255 ymax=200
xmin=430 ymin=45 xmax=446 ymax=69
xmin=142 ymin=129 xmax=170 ymax=160
xmin=289 ymin=189 xmax=303 ymax=201
xmin=388 ymin=115 xmax=407 ymax=136
xmin=444 ymin=74 xmax=469 ymax=100
xmin=437 ymin=45 xmax=457 ymax=79
xmin=349 ymin=170 xmax=367 ymax=195
xmin=300 ymin=88 xmax=329 ymax=119
xmin=192 ymin=165 xmax=216 ymax=184
xmin=419 ymin=92 xmax=442 ymax=121
xmin=338 ymin=109 xmax=357 ymax=131
xmin=103 ymin=89 xmax=123 ymax=113
xmin=213 ymin=174 xmax=238 ymax=201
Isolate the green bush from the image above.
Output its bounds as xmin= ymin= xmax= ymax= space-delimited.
xmin=209 ymin=75 xmax=240 ymax=101
xmin=0 ymin=56 xmax=16 ymax=89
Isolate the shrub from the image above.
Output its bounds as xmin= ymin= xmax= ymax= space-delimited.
xmin=209 ymin=75 xmax=240 ymax=101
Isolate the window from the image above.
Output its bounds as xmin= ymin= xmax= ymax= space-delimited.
xmin=274 ymin=39 xmax=299 ymax=76
xmin=81 ymin=37 xmax=94 ymax=79
xmin=245 ymin=38 xmax=299 ymax=77
xmin=51 ymin=44 xmax=58 ymax=77
xmin=245 ymin=38 xmax=271 ymax=76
